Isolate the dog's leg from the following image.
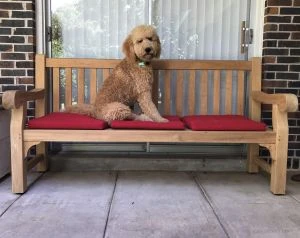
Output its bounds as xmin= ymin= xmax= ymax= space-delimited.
xmin=130 ymin=113 xmax=153 ymax=121
xmin=97 ymin=102 xmax=132 ymax=122
xmin=138 ymin=92 xmax=168 ymax=122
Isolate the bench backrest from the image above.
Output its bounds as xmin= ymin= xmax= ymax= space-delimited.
xmin=35 ymin=55 xmax=261 ymax=120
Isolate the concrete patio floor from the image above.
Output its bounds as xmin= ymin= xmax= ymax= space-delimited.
xmin=0 ymin=171 xmax=300 ymax=238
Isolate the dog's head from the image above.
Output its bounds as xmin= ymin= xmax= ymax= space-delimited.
xmin=122 ymin=25 xmax=161 ymax=63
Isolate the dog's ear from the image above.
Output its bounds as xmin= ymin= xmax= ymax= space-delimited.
xmin=155 ymin=36 xmax=161 ymax=58
xmin=122 ymin=35 xmax=135 ymax=61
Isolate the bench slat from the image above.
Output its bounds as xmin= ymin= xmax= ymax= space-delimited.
xmin=237 ymin=70 xmax=245 ymax=115
xmin=164 ymin=70 xmax=171 ymax=115
xmin=188 ymin=70 xmax=196 ymax=115
xmin=152 ymin=60 xmax=253 ymax=70
xmin=213 ymin=70 xmax=220 ymax=114
xmin=153 ymin=70 xmax=159 ymax=107
xmin=200 ymin=70 xmax=208 ymax=114
xmin=65 ymin=68 xmax=72 ymax=108
xmin=176 ymin=70 xmax=184 ymax=116
xmin=53 ymin=68 xmax=60 ymax=112
xmin=46 ymin=58 xmax=252 ymax=70
xmin=225 ymin=70 xmax=233 ymax=114
xmin=24 ymin=129 xmax=276 ymax=144
xmin=103 ymin=69 xmax=110 ymax=81
xmin=77 ymin=69 xmax=85 ymax=104
xmin=90 ymin=69 xmax=97 ymax=104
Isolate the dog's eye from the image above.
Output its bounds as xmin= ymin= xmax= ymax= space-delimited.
xmin=147 ymin=37 xmax=153 ymax=41
xmin=137 ymin=39 xmax=143 ymax=43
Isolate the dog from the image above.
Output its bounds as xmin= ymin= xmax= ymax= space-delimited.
xmin=65 ymin=25 xmax=168 ymax=123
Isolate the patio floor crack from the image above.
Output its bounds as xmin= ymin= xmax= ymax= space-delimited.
xmin=192 ymin=173 xmax=231 ymax=238
xmin=103 ymin=171 xmax=118 ymax=238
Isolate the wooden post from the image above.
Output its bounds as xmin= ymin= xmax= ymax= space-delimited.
xmin=247 ymin=58 xmax=262 ymax=173
xmin=35 ymin=54 xmax=48 ymax=172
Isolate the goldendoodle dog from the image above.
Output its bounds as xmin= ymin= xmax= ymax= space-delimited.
xmin=65 ymin=25 xmax=167 ymax=123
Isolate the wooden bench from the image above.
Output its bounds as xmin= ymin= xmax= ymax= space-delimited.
xmin=2 ymin=54 xmax=298 ymax=194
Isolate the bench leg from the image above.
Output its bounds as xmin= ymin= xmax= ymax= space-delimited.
xmin=11 ymin=147 xmax=27 ymax=194
xmin=269 ymin=138 xmax=288 ymax=195
xmin=10 ymin=107 xmax=27 ymax=193
xmin=269 ymin=105 xmax=288 ymax=195
xmin=247 ymin=144 xmax=259 ymax=173
xmin=36 ymin=142 xmax=48 ymax=172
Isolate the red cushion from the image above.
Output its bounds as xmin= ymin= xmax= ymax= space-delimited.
xmin=110 ymin=116 xmax=185 ymax=130
xmin=28 ymin=112 xmax=108 ymax=130
xmin=182 ymin=115 xmax=267 ymax=131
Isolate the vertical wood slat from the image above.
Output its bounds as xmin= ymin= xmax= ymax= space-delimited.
xmin=103 ymin=69 xmax=110 ymax=81
xmin=200 ymin=70 xmax=208 ymax=114
xmin=225 ymin=70 xmax=233 ymax=114
xmin=152 ymin=70 xmax=159 ymax=107
xmin=164 ymin=70 xmax=171 ymax=115
xmin=176 ymin=70 xmax=184 ymax=116
xmin=213 ymin=70 xmax=220 ymax=115
xmin=53 ymin=67 xmax=60 ymax=112
xmin=237 ymin=70 xmax=245 ymax=115
xmin=65 ymin=68 xmax=72 ymax=108
xmin=90 ymin=69 xmax=97 ymax=103
xmin=249 ymin=57 xmax=262 ymax=121
xmin=35 ymin=54 xmax=46 ymax=117
xmin=77 ymin=68 xmax=85 ymax=104
xmin=188 ymin=70 xmax=196 ymax=115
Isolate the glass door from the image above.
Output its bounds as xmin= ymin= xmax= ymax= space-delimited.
xmin=47 ymin=0 xmax=252 ymax=155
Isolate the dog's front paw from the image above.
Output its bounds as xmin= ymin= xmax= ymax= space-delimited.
xmin=157 ymin=117 xmax=169 ymax=123
xmin=134 ymin=113 xmax=153 ymax=121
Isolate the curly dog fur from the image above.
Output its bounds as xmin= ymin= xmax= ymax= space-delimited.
xmin=65 ymin=25 xmax=167 ymax=123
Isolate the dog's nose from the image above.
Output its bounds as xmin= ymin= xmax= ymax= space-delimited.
xmin=145 ymin=47 xmax=152 ymax=53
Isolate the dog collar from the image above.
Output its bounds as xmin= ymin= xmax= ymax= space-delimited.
xmin=138 ymin=61 xmax=146 ymax=67
xmin=137 ymin=61 xmax=149 ymax=67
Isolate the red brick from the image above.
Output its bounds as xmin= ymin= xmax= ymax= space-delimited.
xmin=264 ymin=32 xmax=290 ymax=39
xmin=0 ymin=44 xmax=13 ymax=52
xmin=0 ymin=11 xmax=9 ymax=18
xmin=265 ymin=16 xmax=291 ymax=23
xmin=267 ymin=0 xmax=292 ymax=6
xmin=0 ymin=61 xmax=14 ymax=68
xmin=265 ymin=7 xmax=279 ymax=15
xmin=264 ymin=24 xmax=278 ymax=31
xmin=280 ymin=7 xmax=300 ymax=15
xmin=262 ymin=80 xmax=287 ymax=87
xmin=277 ymin=56 xmax=300 ymax=63
xmin=291 ymin=32 xmax=300 ymax=39
xmin=1 ymin=53 xmax=26 ymax=60
xmin=263 ymin=56 xmax=276 ymax=63
xmin=17 ymin=77 xmax=34 ymax=84
xmin=0 ymin=2 xmax=23 ymax=10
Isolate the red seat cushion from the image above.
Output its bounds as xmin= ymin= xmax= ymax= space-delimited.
xmin=28 ymin=112 xmax=108 ymax=130
xmin=182 ymin=115 xmax=267 ymax=131
xmin=110 ymin=116 xmax=185 ymax=130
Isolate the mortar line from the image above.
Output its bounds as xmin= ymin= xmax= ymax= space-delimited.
xmin=192 ymin=174 xmax=231 ymax=238
xmin=103 ymin=171 xmax=119 ymax=238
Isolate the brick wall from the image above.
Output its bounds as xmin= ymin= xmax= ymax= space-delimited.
xmin=263 ymin=0 xmax=300 ymax=168
xmin=0 ymin=0 xmax=35 ymax=118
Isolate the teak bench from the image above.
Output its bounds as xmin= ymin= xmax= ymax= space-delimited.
xmin=2 ymin=54 xmax=298 ymax=194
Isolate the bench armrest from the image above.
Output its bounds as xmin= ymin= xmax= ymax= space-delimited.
xmin=2 ymin=89 xmax=45 ymax=110
xmin=251 ymin=91 xmax=298 ymax=113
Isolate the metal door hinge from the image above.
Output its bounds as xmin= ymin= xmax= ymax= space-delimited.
xmin=241 ymin=21 xmax=253 ymax=54
xmin=47 ymin=26 xmax=52 ymax=42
